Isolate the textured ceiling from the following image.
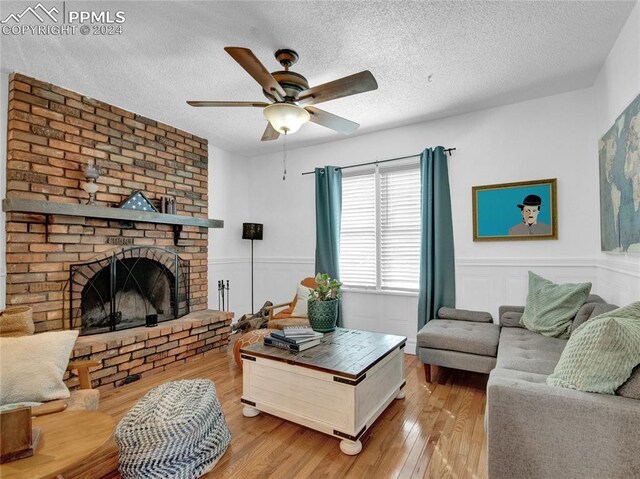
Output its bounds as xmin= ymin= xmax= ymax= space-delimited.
xmin=1 ymin=1 xmax=635 ymax=156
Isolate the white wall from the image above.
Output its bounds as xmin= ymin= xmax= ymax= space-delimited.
xmin=207 ymin=146 xmax=252 ymax=316
xmin=210 ymin=5 xmax=640 ymax=352
xmin=214 ymin=87 xmax=601 ymax=352
xmin=591 ymin=1 xmax=640 ymax=306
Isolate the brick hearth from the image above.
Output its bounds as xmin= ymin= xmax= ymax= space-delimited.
xmin=67 ymin=310 xmax=232 ymax=391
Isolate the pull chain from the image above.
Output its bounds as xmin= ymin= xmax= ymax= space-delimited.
xmin=282 ymin=131 xmax=287 ymax=181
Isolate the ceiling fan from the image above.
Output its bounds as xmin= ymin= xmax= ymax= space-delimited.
xmin=187 ymin=47 xmax=378 ymax=141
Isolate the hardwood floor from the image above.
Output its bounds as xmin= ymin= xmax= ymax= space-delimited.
xmin=72 ymin=346 xmax=489 ymax=479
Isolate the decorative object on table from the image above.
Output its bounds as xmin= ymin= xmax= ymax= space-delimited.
xmin=115 ymin=379 xmax=231 ymax=479
xmin=159 ymin=196 xmax=177 ymax=214
xmin=231 ymin=301 xmax=274 ymax=334
xmin=264 ymin=335 xmax=321 ymax=352
xmin=218 ymin=280 xmax=230 ymax=311
xmin=0 ymin=406 xmax=40 ymax=463
xmin=242 ymin=222 xmax=263 ymax=313
xmin=472 ymin=178 xmax=558 ymax=241
xmin=307 ymin=273 xmax=342 ymax=332
xmin=599 ymin=92 xmax=640 ymax=253
xmin=82 ymin=159 xmax=100 ymax=205
xmin=0 ymin=306 xmax=34 ymax=337
xmin=119 ymin=190 xmax=158 ymax=212
xmin=232 ymin=328 xmax=278 ymax=369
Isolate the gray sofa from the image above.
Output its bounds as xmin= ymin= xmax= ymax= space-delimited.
xmin=487 ymin=297 xmax=640 ymax=479
xmin=417 ymin=296 xmax=640 ymax=479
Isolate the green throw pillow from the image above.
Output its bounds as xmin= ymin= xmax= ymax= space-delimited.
xmin=547 ymin=302 xmax=640 ymax=394
xmin=520 ymin=272 xmax=591 ymax=338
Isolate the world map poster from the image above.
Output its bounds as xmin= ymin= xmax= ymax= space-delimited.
xmin=599 ymin=92 xmax=640 ymax=253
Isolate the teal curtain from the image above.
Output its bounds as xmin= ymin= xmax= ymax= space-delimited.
xmin=418 ymin=147 xmax=455 ymax=330
xmin=315 ymin=166 xmax=342 ymax=325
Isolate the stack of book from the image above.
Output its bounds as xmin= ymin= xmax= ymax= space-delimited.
xmin=263 ymin=326 xmax=323 ymax=352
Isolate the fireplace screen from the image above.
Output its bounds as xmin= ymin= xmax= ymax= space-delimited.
xmin=70 ymin=247 xmax=190 ymax=335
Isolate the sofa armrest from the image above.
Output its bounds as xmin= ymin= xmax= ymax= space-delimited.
xmin=437 ymin=307 xmax=493 ymax=323
xmin=487 ymin=374 xmax=640 ymax=479
xmin=498 ymin=305 xmax=525 ymax=328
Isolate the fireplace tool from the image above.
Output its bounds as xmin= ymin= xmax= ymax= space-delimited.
xmin=218 ymin=280 xmax=230 ymax=311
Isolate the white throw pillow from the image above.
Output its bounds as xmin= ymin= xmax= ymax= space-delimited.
xmin=0 ymin=330 xmax=79 ymax=405
xmin=291 ymin=285 xmax=313 ymax=318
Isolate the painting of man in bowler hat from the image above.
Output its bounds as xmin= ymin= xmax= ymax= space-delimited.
xmin=509 ymin=194 xmax=552 ymax=236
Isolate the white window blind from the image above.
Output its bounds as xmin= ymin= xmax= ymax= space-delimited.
xmin=340 ymin=165 xmax=421 ymax=292
xmin=339 ymin=173 xmax=376 ymax=288
xmin=380 ymin=168 xmax=421 ymax=290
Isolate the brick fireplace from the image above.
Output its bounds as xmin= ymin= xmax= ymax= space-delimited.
xmin=4 ymin=73 xmax=232 ymax=389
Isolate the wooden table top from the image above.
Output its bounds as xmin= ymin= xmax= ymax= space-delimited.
xmin=241 ymin=328 xmax=406 ymax=379
xmin=0 ymin=411 xmax=115 ymax=479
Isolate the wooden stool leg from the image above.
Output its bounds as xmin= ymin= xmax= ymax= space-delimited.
xmin=424 ymin=363 xmax=431 ymax=383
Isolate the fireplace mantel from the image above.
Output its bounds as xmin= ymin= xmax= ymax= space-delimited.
xmin=2 ymin=198 xmax=223 ymax=229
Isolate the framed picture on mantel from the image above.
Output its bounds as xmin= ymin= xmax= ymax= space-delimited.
xmin=472 ymin=178 xmax=558 ymax=241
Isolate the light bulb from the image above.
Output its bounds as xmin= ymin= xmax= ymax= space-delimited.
xmin=263 ymin=103 xmax=310 ymax=134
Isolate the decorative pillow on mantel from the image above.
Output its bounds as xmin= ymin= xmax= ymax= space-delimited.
xmin=547 ymin=302 xmax=640 ymax=394
xmin=520 ymin=272 xmax=591 ymax=339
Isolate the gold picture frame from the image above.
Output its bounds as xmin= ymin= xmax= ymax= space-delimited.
xmin=472 ymin=178 xmax=558 ymax=242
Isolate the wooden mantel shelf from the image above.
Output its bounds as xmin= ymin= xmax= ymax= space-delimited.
xmin=2 ymin=198 xmax=224 ymax=229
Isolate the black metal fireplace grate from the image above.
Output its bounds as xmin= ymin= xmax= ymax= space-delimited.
xmin=69 ymin=247 xmax=190 ymax=335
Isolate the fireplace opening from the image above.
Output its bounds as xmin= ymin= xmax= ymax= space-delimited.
xmin=70 ymin=247 xmax=190 ymax=335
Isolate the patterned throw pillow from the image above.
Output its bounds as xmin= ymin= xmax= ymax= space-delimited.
xmin=547 ymin=302 xmax=640 ymax=394
xmin=521 ymin=272 xmax=591 ymax=338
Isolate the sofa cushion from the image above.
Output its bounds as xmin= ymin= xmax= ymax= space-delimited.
xmin=571 ymin=302 xmax=619 ymax=332
xmin=547 ymin=302 xmax=640 ymax=394
xmin=437 ymin=307 xmax=493 ymax=323
xmin=496 ymin=327 xmax=567 ymax=375
xmin=500 ymin=311 xmax=524 ymax=328
xmin=417 ymin=320 xmax=499 ymax=357
xmin=617 ymin=365 xmax=640 ymax=400
xmin=521 ymin=272 xmax=592 ymax=339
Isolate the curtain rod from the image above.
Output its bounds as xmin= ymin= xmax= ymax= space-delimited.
xmin=301 ymin=148 xmax=456 ymax=176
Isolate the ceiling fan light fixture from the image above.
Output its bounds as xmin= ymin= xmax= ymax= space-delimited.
xmin=263 ymin=103 xmax=310 ymax=134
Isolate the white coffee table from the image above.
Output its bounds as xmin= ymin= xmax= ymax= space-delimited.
xmin=240 ymin=328 xmax=406 ymax=455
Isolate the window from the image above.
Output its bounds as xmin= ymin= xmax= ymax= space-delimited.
xmin=340 ymin=165 xmax=421 ymax=292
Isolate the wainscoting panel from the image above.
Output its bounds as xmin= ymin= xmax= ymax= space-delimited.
xmin=596 ymin=256 xmax=640 ymax=308
xmin=207 ymin=256 xmax=639 ymax=357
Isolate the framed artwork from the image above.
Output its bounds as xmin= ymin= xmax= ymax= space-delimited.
xmin=599 ymin=92 xmax=640 ymax=253
xmin=472 ymin=178 xmax=558 ymax=241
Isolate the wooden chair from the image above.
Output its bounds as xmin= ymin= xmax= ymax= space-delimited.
xmin=264 ymin=277 xmax=316 ymax=330
xmin=32 ymin=359 xmax=102 ymax=416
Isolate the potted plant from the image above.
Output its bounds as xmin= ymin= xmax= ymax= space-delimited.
xmin=307 ymin=273 xmax=342 ymax=332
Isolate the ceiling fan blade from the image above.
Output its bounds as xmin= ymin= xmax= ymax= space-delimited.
xmin=261 ymin=122 xmax=280 ymax=141
xmin=305 ymin=106 xmax=359 ymax=135
xmin=297 ymin=71 xmax=378 ymax=106
xmin=186 ymin=101 xmax=269 ymax=107
xmin=224 ymin=47 xmax=287 ymax=98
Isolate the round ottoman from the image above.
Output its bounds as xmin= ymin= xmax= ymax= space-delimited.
xmin=232 ymin=328 xmax=277 ymax=369
xmin=115 ymin=379 xmax=231 ymax=479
